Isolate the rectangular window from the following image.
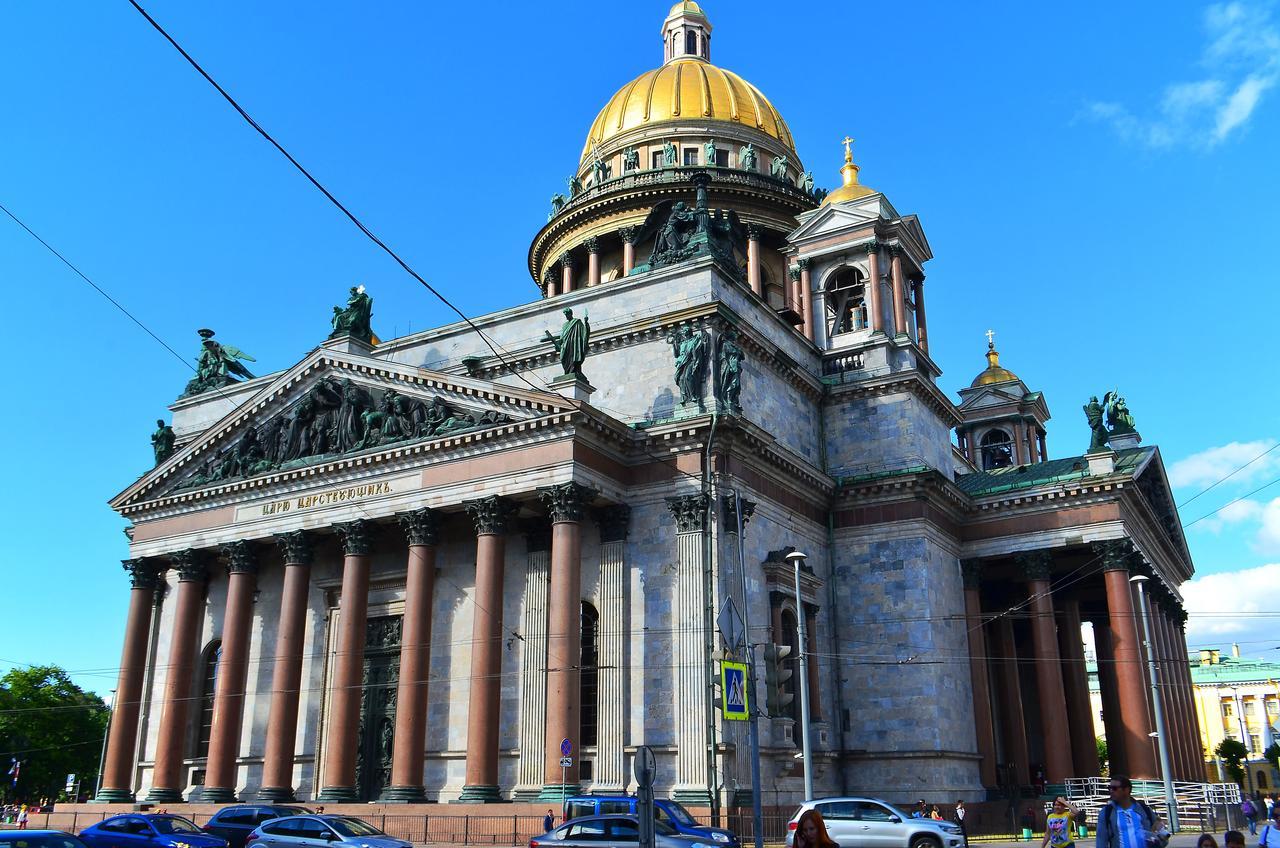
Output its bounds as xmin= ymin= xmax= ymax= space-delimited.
xmin=713 ymin=148 xmax=728 ymax=167
xmin=1268 ymin=699 xmax=1279 ymax=716
xmin=1244 ymin=700 xmax=1257 ymax=717
xmin=683 ymin=148 xmax=699 ymax=166
xmin=1223 ymin=700 xmax=1235 ymax=717
xmin=1250 ymin=734 xmax=1262 ymax=752
xmin=651 ymin=151 xmax=664 ymax=170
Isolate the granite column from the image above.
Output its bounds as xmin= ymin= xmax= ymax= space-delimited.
xmin=1018 ymin=550 xmax=1074 ymax=781
xmin=961 ymin=561 xmax=998 ymax=787
xmin=1097 ymin=540 xmax=1157 ymax=778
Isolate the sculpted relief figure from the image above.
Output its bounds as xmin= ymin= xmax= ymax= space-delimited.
xmin=650 ymin=201 xmax=694 ymax=263
xmin=543 ymin=307 xmax=591 ymax=380
xmin=329 ymin=285 xmax=374 ymax=343
xmin=716 ymin=328 xmax=744 ymax=413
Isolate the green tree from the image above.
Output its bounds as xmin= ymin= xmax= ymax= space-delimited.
xmin=0 ymin=666 xmax=108 ymax=802
xmin=1096 ymin=736 xmax=1110 ymax=775
xmin=1265 ymin=742 xmax=1280 ymax=773
xmin=1217 ymin=738 xmax=1249 ymax=787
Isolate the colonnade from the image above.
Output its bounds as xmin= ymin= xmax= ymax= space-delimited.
xmin=964 ymin=539 xmax=1201 ymax=787
xmin=96 ymin=482 xmax=623 ymax=804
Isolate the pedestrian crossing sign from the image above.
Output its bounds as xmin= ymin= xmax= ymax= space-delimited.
xmin=721 ymin=661 xmax=749 ymax=720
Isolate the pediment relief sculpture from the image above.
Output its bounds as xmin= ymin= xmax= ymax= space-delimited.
xmin=176 ymin=375 xmax=511 ymax=491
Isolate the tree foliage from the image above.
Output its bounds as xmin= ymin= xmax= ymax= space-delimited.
xmin=1265 ymin=742 xmax=1280 ymax=773
xmin=1096 ymin=736 xmax=1110 ymax=775
xmin=0 ymin=666 xmax=108 ymax=802
xmin=1217 ymin=738 xmax=1249 ymax=786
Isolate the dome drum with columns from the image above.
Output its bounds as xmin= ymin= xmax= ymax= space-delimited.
xmin=528 ymin=2 xmax=821 ymax=314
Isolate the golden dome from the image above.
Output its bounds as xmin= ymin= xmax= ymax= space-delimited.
xmin=821 ymin=138 xmax=876 ymax=205
xmin=579 ymin=57 xmax=798 ymax=165
xmin=972 ymin=344 xmax=1020 ymax=387
xmin=668 ymin=1 xmax=706 ymax=17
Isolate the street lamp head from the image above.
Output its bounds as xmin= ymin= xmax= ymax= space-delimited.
xmin=786 ymin=550 xmax=808 ymax=566
xmin=1129 ymin=574 xmax=1150 ymax=585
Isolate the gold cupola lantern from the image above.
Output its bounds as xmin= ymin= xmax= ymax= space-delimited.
xmin=821 ymin=136 xmax=876 ymax=205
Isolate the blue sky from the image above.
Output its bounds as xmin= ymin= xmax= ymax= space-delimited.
xmin=2 ymin=1 xmax=1278 ymax=694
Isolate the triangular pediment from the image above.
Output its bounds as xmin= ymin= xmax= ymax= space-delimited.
xmin=113 ymin=348 xmax=573 ymax=510
xmin=957 ymin=382 xmax=1030 ymax=410
xmin=787 ymin=202 xmax=881 ymax=244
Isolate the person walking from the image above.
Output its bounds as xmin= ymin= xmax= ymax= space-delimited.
xmin=542 ymin=810 xmax=556 ymax=833
xmin=794 ymin=809 xmax=840 ymax=848
xmin=1095 ymin=776 xmax=1166 ymax=848
xmin=953 ymin=801 xmax=967 ymax=841
xmin=1042 ymin=797 xmax=1075 ymax=848
xmin=1259 ymin=805 xmax=1280 ymax=848
xmin=1243 ymin=796 xmax=1259 ymax=836
xmin=16 ymin=805 xmax=28 ymax=830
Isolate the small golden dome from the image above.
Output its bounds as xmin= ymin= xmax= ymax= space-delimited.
xmin=668 ymin=0 xmax=706 ymax=17
xmin=972 ymin=343 xmax=1020 ymax=387
xmin=821 ymin=137 xmax=875 ymax=205
xmin=579 ymin=58 xmax=798 ymax=165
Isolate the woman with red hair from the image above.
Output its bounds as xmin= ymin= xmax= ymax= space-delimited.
xmin=795 ymin=809 xmax=840 ymax=848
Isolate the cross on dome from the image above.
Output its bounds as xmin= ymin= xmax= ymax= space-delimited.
xmin=986 ymin=328 xmax=995 ymax=348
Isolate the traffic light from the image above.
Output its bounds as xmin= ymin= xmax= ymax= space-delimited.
xmin=762 ymin=643 xmax=793 ymax=717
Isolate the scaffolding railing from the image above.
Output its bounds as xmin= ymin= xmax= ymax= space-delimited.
xmin=1062 ymin=777 xmax=1242 ymax=833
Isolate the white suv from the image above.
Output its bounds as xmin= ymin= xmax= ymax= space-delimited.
xmin=786 ymin=798 xmax=966 ymax=848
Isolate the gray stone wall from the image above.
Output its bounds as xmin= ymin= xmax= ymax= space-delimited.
xmin=824 ymin=389 xmax=955 ymax=479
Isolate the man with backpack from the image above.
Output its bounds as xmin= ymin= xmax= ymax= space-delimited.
xmin=1244 ymin=796 xmax=1259 ymax=836
xmin=1095 ymin=776 xmax=1166 ymax=848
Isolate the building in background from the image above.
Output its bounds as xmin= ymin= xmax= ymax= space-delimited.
xmin=1189 ymin=645 xmax=1280 ymax=791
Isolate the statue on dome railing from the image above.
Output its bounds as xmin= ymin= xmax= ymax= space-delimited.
xmin=800 ymin=171 xmax=815 ymax=193
xmin=663 ymin=141 xmax=678 ymax=167
xmin=549 ymin=193 xmax=567 ymax=220
xmin=567 ymin=174 xmax=583 ymax=198
xmin=591 ymin=147 xmax=612 ymax=184
xmin=623 ymin=147 xmax=640 ymax=173
xmin=738 ymin=143 xmax=757 ymax=171
xmin=705 ymin=139 xmax=718 ymax=166
xmin=770 ymin=154 xmax=790 ymax=183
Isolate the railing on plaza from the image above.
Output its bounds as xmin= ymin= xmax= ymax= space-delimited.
xmin=1064 ymin=776 xmax=1243 ymax=833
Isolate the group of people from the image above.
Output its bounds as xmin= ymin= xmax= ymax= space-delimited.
xmin=1 ymin=803 xmax=33 ymax=828
xmin=1242 ymin=795 xmax=1280 ymax=837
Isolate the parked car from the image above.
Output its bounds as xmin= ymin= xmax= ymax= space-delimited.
xmin=532 ymin=814 xmax=718 ymax=848
xmin=79 ymin=816 xmax=227 ymax=848
xmin=0 ymin=831 xmax=89 ymax=848
xmin=203 ymin=808 xmax=312 ymax=848
xmin=562 ymin=795 xmax=737 ymax=847
xmin=246 ymin=815 xmax=410 ymax=848
xmin=786 ymin=799 xmax=965 ymax=848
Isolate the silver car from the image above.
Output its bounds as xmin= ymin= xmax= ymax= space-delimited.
xmin=246 ymin=815 xmax=411 ymax=848
xmin=530 ymin=815 xmax=718 ymax=848
xmin=786 ymin=799 xmax=965 ymax=848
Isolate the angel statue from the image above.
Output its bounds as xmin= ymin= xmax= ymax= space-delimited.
xmin=1104 ymin=390 xmax=1136 ymax=434
xmin=181 ymin=328 xmax=256 ymax=398
xmin=1084 ymin=395 xmax=1109 ymax=453
xmin=329 ymin=284 xmax=373 ymax=343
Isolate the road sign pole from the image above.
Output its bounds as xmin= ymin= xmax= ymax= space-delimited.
xmin=636 ymin=745 xmax=657 ymax=848
xmin=786 ymin=550 xmax=814 ymax=801
xmin=734 ymin=490 xmax=765 ymax=848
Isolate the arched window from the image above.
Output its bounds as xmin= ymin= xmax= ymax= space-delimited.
xmin=580 ymin=602 xmax=599 ymax=748
xmin=781 ymin=609 xmax=801 ymax=732
xmin=825 ymin=268 xmax=868 ymax=336
xmin=195 ymin=641 xmax=221 ymax=759
xmin=1259 ymin=770 xmax=1269 ymax=789
xmin=685 ymin=31 xmax=698 ymax=56
xmin=980 ymin=429 xmax=1014 ymax=471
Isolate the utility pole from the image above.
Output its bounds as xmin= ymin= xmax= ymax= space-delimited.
xmin=785 ymin=550 xmax=814 ymax=800
xmin=95 ymin=689 xmax=115 ymax=799
xmin=731 ymin=489 xmax=765 ymax=848
xmin=1131 ymin=575 xmax=1178 ymax=831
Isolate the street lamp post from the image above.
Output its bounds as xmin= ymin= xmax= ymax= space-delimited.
xmin=784 ymin=550 xmax=814 ymax=801
xmin=1131 ymin=575 xmax=1179 ymax=831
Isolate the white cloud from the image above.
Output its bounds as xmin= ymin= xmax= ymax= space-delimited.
xmin=1194 ymin=496 xmax=1264 ymax=533
xmin=1257 ymin=496 xmax=1280 ymax=552
xmin=1168 ymin=439 xmax=1279 ymax=488
xmin=1182 ymin=563 xmax=1280 ymax=644
xmin=1085 ymin=2 xmax=1280 ymax=148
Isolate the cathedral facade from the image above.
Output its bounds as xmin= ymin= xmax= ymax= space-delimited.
xmin=96 ymin=2 xmax=1200 ymax=810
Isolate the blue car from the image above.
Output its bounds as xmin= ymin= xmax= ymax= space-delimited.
xmin=563 ymin=796 xmax=738 ymax=847
xmin=79 ymin=815 xmax=228 ymax=848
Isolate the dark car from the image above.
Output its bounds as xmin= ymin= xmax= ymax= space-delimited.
xmin=204 ymin=807 xmax=312 ymax=848
xmin=0 ymin=831 xmax=89 ymax=848
xmin=246 ymin=815 xmax=410 ymax=848
xmin=79 ymin=815 xmax=228 ymax=848
xmin=531 ymin=815 xmax=717 ymax=848
xmin=563 ymin=796 xmax=736 ymax=847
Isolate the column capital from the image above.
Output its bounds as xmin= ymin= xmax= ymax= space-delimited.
xmin=400 ymin=508 xmax=440 ymax=547
xmin=1172 ymin=605 xmax=1189 ymax=626
xmin=960 ymin=558 xmax=984 ymax=589
xmin=222 ymin=540 xmax=259 ymax=576
xmin=720 ymin=495 xmax=756 ymax=533
xmin=618 ymin=226 xmax=638 ymax=245
xmin=666 ymin=493 xmax=709 ymax=533
xmin=169 ymin=549 xmax=207 ymax=583
xmin=746 ymin=223 xmax=761 ymax=240
xmin=464 ymin=495 xmax=518 ymax=536
xmin=538 ymin=482 xmax=595 ymax=523
xmin=1015 ymin=549 xmax=1054 ymax=581
xmin=542 ymin=269 xmax=556 ymax=289
xmin=559 ymin=251 xmax=575 ymax=270
xmin=861 ymin=239 xmax=880 ymax=255
xmin=797 ymin=257 xmax=811 ymax=271
xmin=336 ymin=520 xmax=373 ymax=556
xmin=1093 ymin=538 xmax=1136 ymax=572
xmin=788 ymin=265 xmax=801 ymax=282
xmin=889 ymin=243 xmax=903 ymax=257
xmin=277 ymin=530 xmax=313 ymax=566
xmin=122 ymin=558 xmax=163 ymax=590
xmin=584 ymin=237 xmax=600 ymax=254
xmin=595 ymin=504 xmax=632 ymax=544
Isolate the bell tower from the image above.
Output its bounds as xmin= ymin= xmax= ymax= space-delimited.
xmin=662 ymin=1 xmax=712 ymax=63
xmin=955 ymin=332 xmax=1051 ymax=470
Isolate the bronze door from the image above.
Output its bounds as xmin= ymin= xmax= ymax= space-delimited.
xmin=355 ymin=615 xmax=401 ymax=801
